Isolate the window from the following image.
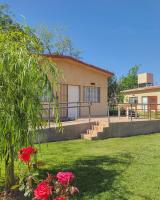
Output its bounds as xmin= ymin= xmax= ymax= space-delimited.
xmin=83 ymin=86 xmax=100 ymax=103
xmin=129 ymin=97 xmax=138 ymax=104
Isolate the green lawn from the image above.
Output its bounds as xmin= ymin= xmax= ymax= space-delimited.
xmin=36 ymin=133 xmax=160 ymax=200
xmin=1 ymin=134 xmax=160 ymax=199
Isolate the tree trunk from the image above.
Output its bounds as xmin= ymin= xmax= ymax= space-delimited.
xmin=5 ymin=135 xmax=15 ymax=190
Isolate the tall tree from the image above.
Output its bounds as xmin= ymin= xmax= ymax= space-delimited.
xmin=108 ymin=65 xmax=140 ymax=103
xmin=35 ymin=25 xmax=82 ymax=58
xmin=108 ymin=76 xmax=118 ymax=103
xmin=118 ymin=65 xmax=139 ymax=91
xmin=0 ymin=3 xmax=13 ymax=28
xmin=0 ymin=24 xmax=60 ymax=188
xmin=117 ymin=65 xmax=140 ymax=102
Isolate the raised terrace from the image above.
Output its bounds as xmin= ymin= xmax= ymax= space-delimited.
xmin=38 ymin=113 xmax=160 ymax=142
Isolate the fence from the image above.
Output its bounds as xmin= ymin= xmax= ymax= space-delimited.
xmin=41 ymin=102 xmax=160 ymax=128
xmin=107 ymin=103 xmax=160 ymax=122
xmin=41 ymin=101 xmax=92 ymax=128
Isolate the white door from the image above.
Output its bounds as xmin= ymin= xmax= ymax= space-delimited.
xmin=68 ymin=85 xmax=79 ymax=119
xmin=142 ymin=97 xmax=148 ymax=111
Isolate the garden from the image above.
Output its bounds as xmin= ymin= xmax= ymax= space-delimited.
xmin=1 ymin=134 xmax=160 ymax=199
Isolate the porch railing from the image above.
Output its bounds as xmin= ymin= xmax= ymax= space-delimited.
xmin=41 ymin=101 xmax=92 ymax=128
xmin=107 ymin=103 xmax=160 ymax=123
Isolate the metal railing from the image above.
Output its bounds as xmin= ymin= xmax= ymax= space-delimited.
xmin=41 ymin=101 xmax=92 ymax=128
xmin=107 ymin=103 xmax=160 ymax=123
xmin=41 ymin=102 xmax=160 ymax=128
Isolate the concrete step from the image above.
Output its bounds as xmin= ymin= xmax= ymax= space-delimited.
xmin=81 ymin=120 xmax=109 ymax=140
xmin=90 ymin=129 xmax=97 ymax=135
xmin=98 ymin=121 xmax=108 ymax=127
xmin=92 ymin=125 xmax=104 ymax=132
xmin=81 ymin=134 xmax=92 ymax=140
xmin=81 ymin=131 xmax=103 ymax=140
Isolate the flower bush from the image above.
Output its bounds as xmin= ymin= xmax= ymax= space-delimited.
xmin=17 ymin=146 xmax=78 ymax=200
xmin=18 ymin=146 xmax=37 ymax=164
xmin=33 ymin=172 xmax=78 ymax=200
xmin=17 ymin=146 xmax=39 ymax=197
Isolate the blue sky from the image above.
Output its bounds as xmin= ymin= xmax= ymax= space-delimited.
xmin=1 ymin=0 xmax=160 ymax=83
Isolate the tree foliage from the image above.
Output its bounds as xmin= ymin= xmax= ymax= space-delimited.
xmin=117 ymin=65 xmax=139 ymax=102
xmin=35 ymin=25 xmax=82 ymax=58
xmin=118 ymin=65 xmax=139 ymax=91
xmin=0 ymin=23 xmax=59 ymax=188
xmin=108 ymin=76 xmax=118 ymax=103
xmin=108 ymin=65 xmax=140 ymax=103
xmin=0 ymin=3 xmax=13 ymax=28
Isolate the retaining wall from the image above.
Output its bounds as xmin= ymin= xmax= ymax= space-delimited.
xmin=100 ymin=120 xmax=160 ymax=139
xmin=36 ymin=121 xmax=96 ymax=143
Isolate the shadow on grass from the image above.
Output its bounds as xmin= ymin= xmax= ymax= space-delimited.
xmin=38 ymin=153 xmax=134 ymax=200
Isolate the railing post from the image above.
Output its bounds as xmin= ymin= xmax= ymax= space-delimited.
xmin=131 ymin=104 xmax=133 ymax=122
xmin=143 ymin=104 xmax=145 ymax=119
xmin=135 ymin=104 xmax=138 ymax=119
xmin=127 ymin=106 xmax=129 ymax=119
xmin=77 ymin=101 xmax=79 ymax=119
xmin=89 ymin=102 xmax=91 ymax=124
xmin=149 ymin=104 xmax=151 ymax=120
xmin=107 ymin=103 xmax=110 ymax=124
xmin=118 ymin=105 xmax=121 ymax=119
xmin=48 ymin=101 xmax=51 ymax=128
xmin=155 ymin=104 xmax=157 ymax=119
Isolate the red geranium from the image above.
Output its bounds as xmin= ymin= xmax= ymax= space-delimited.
xmin=34 ymin=180 xmax=53 ymax=200
xmin=18 ymin=151 xmax=30 ymax=163
xmin=24 ymin=146 xmax=37 ymax=154
xmin=18 ymin=146 xmax=37 ymax=163
xmin=54 ymin=197 xmax=66 ymax=200
xmin=56 ymin=172 xmax=75 ymax=185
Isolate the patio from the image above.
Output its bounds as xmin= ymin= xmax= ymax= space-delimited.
xmin=47 ymin=116 xmax=154 ymax=128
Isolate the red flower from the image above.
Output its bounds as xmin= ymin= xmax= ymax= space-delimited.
xmin=18 ymin=152 xmax=30 ymax=163
xmin=18 ymin=146 xmax=37 ymax=163
xmin=56 ymin=172 xmax=75 ymax=185
xmin=24 ymin=146 xmax=37 ymax=154
xmin=54 ymin=197 xmax=66 ymax=200
xmin=34 ymin=181 xmax=53 ymax=200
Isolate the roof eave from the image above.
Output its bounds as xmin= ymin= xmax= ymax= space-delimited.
xmin=43 ymin=54 xmax=114 ymax=77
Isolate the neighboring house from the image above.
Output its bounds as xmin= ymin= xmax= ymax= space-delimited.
xmin=121 ymin=73 xmax=160 ymax=111
xmin=43 ymin=54 xmax=113 ymax=119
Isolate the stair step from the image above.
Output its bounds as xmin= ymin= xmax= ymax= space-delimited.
xmin=92 ymin=125 xmax=103 ymax=131
xmin=98 ymin=122 xmax=108 ymax=126
xmin=81 ymin=134 xmax=92 ymax=140
xmin=81 ymin=120 xmax=109 ymax=140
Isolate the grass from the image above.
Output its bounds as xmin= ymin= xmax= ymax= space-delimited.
xmin=35 ymin=133 xmax=160 ymax=200
xmin=1 ymin=134 xmax=160 ymax=199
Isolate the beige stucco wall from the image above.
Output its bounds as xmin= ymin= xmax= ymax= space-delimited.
xmin=51 ymin=58 xmax=109 ymax=117
xmin=123 ymin=89 xmax=160 ymax=110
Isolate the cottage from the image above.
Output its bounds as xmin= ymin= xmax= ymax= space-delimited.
xmin=122 ymin=73 xmax=160 ymax=111
xmin=43 ymin=55 xmax=113 ymax=119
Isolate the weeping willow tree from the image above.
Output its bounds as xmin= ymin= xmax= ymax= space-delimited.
xmin=0 ymin=24 xmax=60 ymax=189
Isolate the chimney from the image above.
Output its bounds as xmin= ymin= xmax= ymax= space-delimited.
xmin=138 ymin=73 xmax=154 ymax=88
